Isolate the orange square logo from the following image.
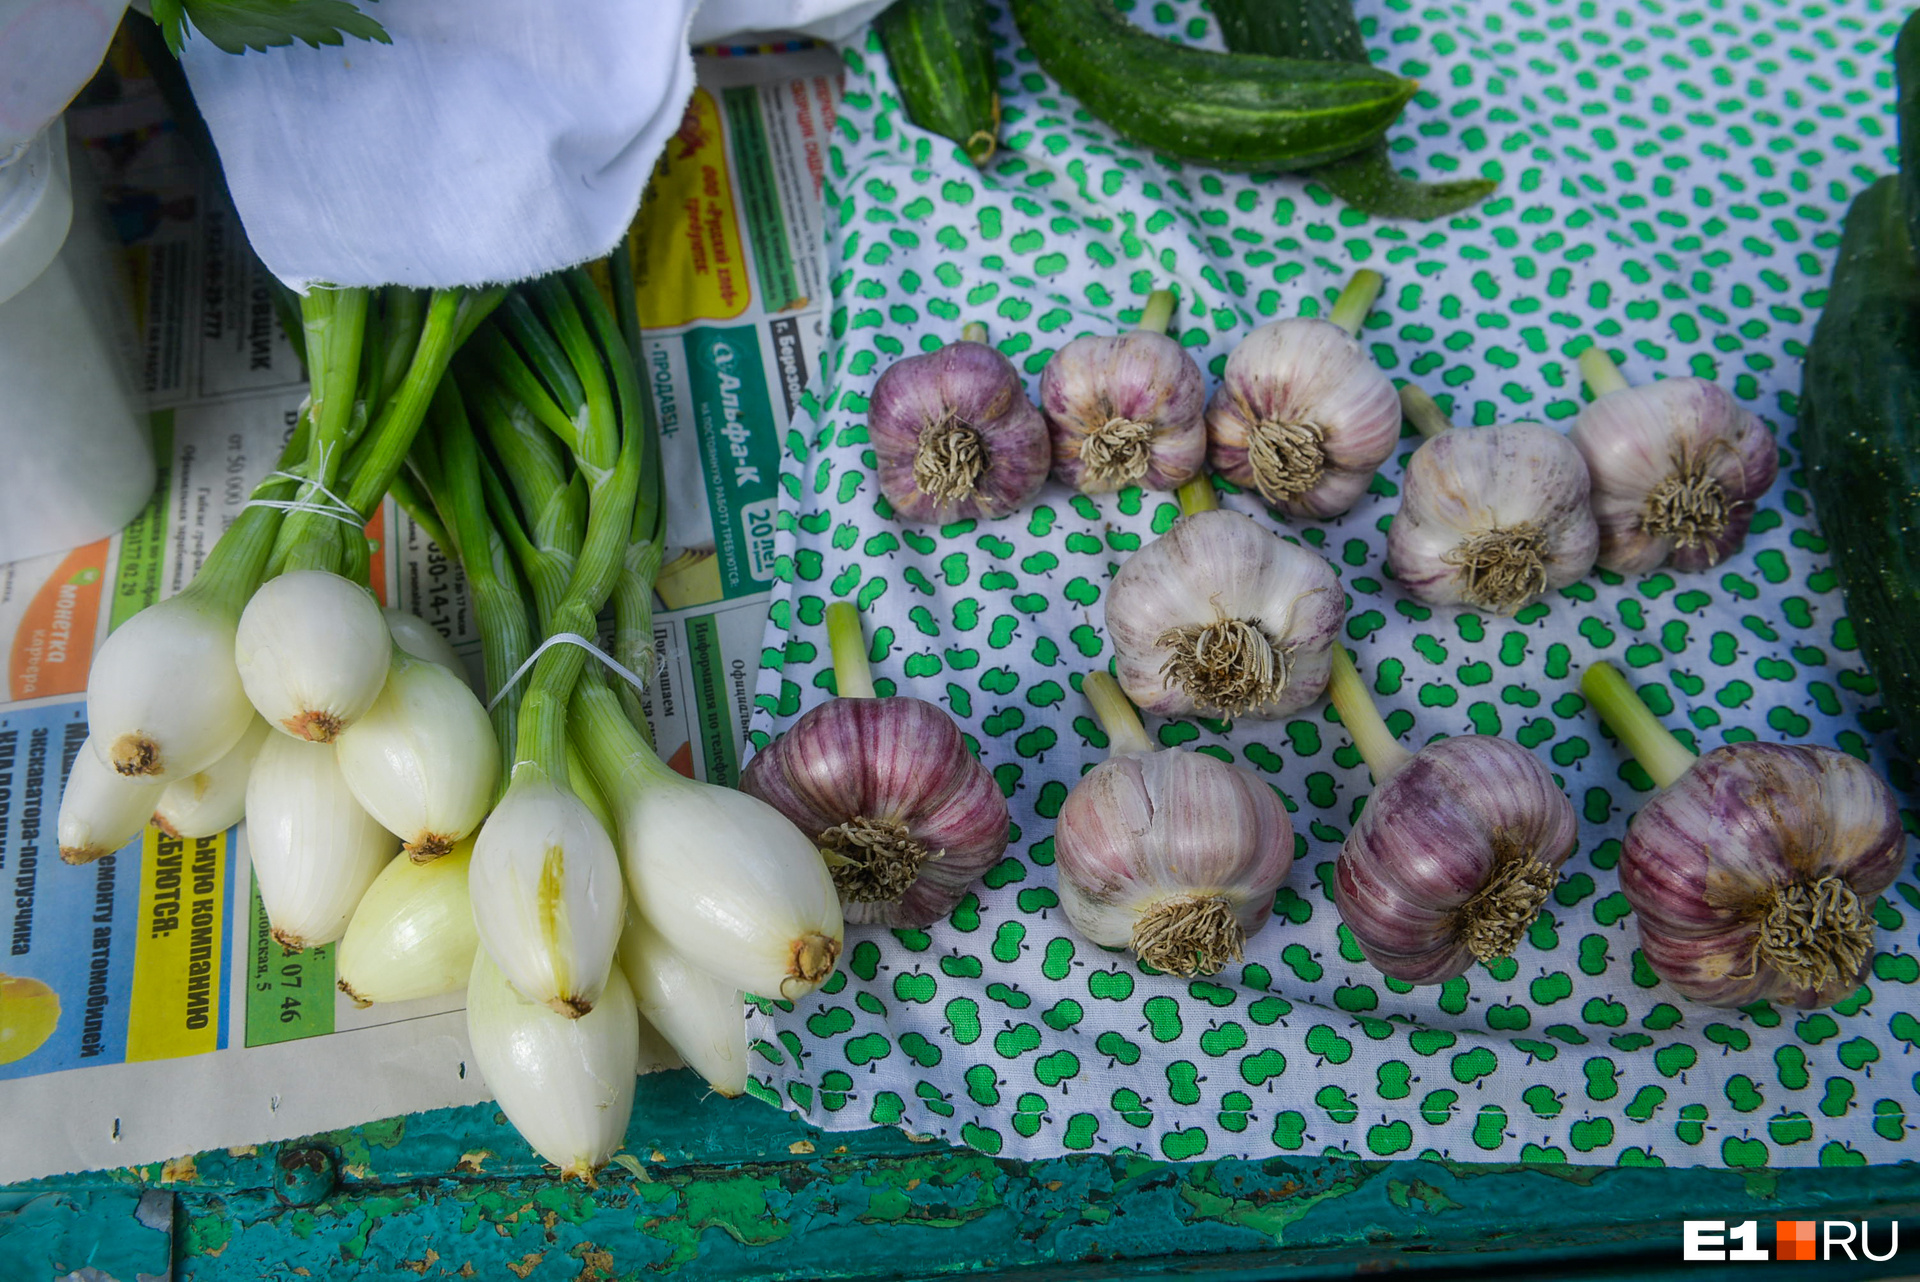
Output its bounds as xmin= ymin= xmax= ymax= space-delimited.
xmin=1776 ymin=1221 xmax=1817 ymax=1262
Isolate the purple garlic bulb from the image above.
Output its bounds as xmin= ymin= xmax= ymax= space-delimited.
xmin=1622 ymin=743 xmax=1902 ymax=1009
xmin=1327 ymin=645 xmax=1577 ymax=984
xmin=1053 ymin=672 xmax=1295 ymax=975
xmin=1334 ymin=735 xmax=1578 ymax=984
xmin=1041 ymin=290 xmax=1207 ymax=494
xmin=1569 ymin=350 xmax=1779 ymax=574
xmin=1585 ymin=659 xmax=1906 ymax=1010
xmin=741 ymin=604 xmax=1011 ymax=929
xmin=870 ymin=329 xmax=1050 ymax=524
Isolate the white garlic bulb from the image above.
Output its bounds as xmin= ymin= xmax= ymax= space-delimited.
xmin=1205 ymin=271 xmax=1399 ymax=519
xmin=1387 ymin=387 xmax=1599 ymax=614
xmin=1107 ymin=505 xmax=1344 ymax=720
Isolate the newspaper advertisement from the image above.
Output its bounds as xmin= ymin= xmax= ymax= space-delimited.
xmin=0 ymin=40 xmax=838 ymax=1184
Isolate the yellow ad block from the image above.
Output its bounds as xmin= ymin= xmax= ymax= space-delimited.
xmin=633 ymin=88 xmax=751 ymax=328
xmin=125 ymin=830 xmax=226 ymax=1062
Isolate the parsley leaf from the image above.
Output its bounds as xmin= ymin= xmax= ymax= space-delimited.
xmin=151 ymin=0 xmax=390 ymax=57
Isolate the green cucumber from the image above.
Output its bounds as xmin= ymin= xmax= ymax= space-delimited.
xmin=1008 ymin=0 xmax=1414 ymax=170
xmin=877 ymin=0 xmax=1000 ymax=167
xmin=1897 ymin=9 xmax=1920 ymax=252
xmin=1801 ymin=176 xmax=1920 ymax=760
xmin=1212 ymin=0 xmax=1494 ymax=220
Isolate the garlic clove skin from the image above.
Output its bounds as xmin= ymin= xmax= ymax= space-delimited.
xmin=1206 ymin=318 xmax=1399 ymax=519
xmin=1622 ymin=742 xmax=1903 ymax=1009
xmin=738 ymin=696 xmax=1009 ymax=928
xmin=1055 ymin=748 xmax=1293 ymax=976
xmin=1387 ymin=422 xmax=1599 ymax=614
xmin=465 ymin=946 xmax=637 ymax=1183
xmin=1107 ymin=509 xmax=1345 ymax=720
xmin=870 ymin=340 xmax=1050 ymax=524
xmin=1334 ymin=736 xmax=1577 ymax=984
xmin=1569 ymin=379 xmax=1778 ymax=574
xmin=1042 ymin=331 xmax=1206 ymax=494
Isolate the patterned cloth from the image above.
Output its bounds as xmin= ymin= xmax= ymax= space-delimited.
xmin=740 ymin=0 xmax=1919 ymax=1169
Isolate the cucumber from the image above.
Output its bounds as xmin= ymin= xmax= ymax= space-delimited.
xmin=1801 ymin=176 xmax=1920 ymax=760
xmin=877 ymin=0 xmax=1000 ymax=167
xmin=1008 ymin=0 xmax=1414 ymax=170
xmin=1212 ymin=0 xmax=1494 ymax=220
xmin=1897 ymin=9 xmax=1920 ymax=252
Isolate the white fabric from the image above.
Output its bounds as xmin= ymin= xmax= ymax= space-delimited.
xmin=178 ymin=0 xmax=879 ymax=291
xmin=0 ymin=0 xmax=130 ymax=157
xmin=691 ymin=0 xmax=891 ymax=43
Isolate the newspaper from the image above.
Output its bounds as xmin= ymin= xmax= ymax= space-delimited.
xmin=0 ymin=39 xmax=839 ymax=1184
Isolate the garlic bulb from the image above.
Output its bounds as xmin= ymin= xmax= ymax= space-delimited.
xmin=1106 ymin=487 xmax=1344 ymax=720
xmin=336 ymin=835 xmax=479 ymax=1006
xmin=58 ymin=738 xmax=162 ymax=865
xmin=1053 ymin=672 xmax=1294 ymax=975
xmin=870 ymin=322 xmax=1050 ymax=524
xmin=336 ymin=648 xmax=499 ymax=860
xmin=466 ymin=947 xmax=637 ymax=1182
xmin=1042 ymin=290 xmax=1206 ymax=494
xmin=383 ymin=607 xmax=463 ymax=671
xmin=1584 ymin=661 xmax=1904 ymax=1008
xmin=154 ymin=718 xmax=270 ymax=840
xmin=87 ymin=589 xmax=256 ymax=782
xmin=1206 ymin=270 xmax=1399 ymax=519
xmin=245 ymin=733 xmax=399 ymax=951
xmin=1387 ymin=385 xmax=1599 ymax=614
xmin=617 ymin=910 xmax=748 ymax=1098
xmin=1570 ymin=348 xmax=1779 ymax=573
xmin=468 ymin=767 xmax=624 ymax=1017
xmin=739 ymin=602 xmax=1009 ymax=927
xmin=1328 ymin=646 xmax=1577 ymax=983
xmin=235 ymin=569 xmax=392 ymax=741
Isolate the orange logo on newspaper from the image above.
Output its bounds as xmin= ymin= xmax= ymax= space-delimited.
xmin=633 ymin=88 xmax=750 ymax=329
xmin=9 ymin=544 xmax=109 ymax=701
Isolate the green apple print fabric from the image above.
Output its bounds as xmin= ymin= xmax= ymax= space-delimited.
xmin=739 ymin=0 xmax=1920 ymax=1169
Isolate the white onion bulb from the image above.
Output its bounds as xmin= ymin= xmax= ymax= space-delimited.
xmin=58 ymin=738 xmax=162 ymax=864
xmin=383 ymin=608 xmax=462 ymax=671
xmin=616 ymin=910 xmax=747 ymax=1097
xmin=336 ymin=836 xmax=478 ymax=1005
xmin=613 ymin=765 xmax=843 ymax=1002
xmin=466 ymin=947 xmax=637 ymax=1182
xmin=87 ymin=592 xmax=254 ymax=782
xmin=245 ymin=733 xmax=398 ymax=950
xmin=336 ymin=649 xmax=498 ymax=860
xmin=469 ymin=771 xmax=624 ymax=1018
xmin=154 ymin=717 xmax=269 ymax=840
xmin=236 ymin=570 xmax=391 ymax=742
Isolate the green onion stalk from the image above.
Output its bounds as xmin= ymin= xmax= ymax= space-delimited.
xmin=461 ymin=269 xmax=649 ymax=1018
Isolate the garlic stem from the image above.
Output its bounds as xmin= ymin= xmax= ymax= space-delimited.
xmin=1174 ymin=473 xmax=1218 ymax=516
xmin=1579 ymin=661 xmax=1697 ymax=790
xmin=1578 ymin=345 xmax=1631 ymax=397
xmin=1327 ymin=270 xmax=1385 ymax=338
xmin=1136 ymin=289 xmax=1176 ymax=336
xmin=826 ymin=600 xmax=878 ymax=699
xmin=1398 ymin=384 xmax=1454 ymax=439
xmin=960 ymin=321 xmax=989 ymax=344
xmin=1083 ymin=671 xmax=1154 ymax=757
xmin=1327 ymin=646 xmax=1413 ymax=781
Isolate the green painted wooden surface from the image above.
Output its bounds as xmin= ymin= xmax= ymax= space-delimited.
xmin=5 ymin=1070 xmax=1915 ymax=1279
